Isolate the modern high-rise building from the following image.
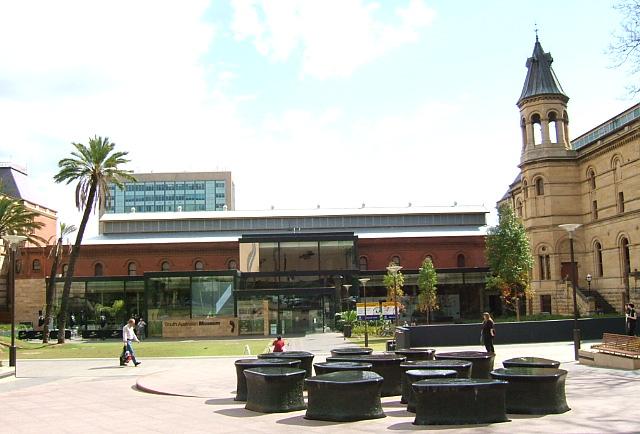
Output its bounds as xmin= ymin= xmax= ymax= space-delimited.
xmin=104 ymin=171 xmax=235 ymax=214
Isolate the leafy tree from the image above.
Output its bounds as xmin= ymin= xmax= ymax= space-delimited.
xmin=383 ymin=263 xmax=405 ymax=324
xmin=42 ymin=222 xmax=76 ymax=343
xmin=485 ymin=203 xmax=533 ymax=321
xmin=53 ymin=136 xmax=135 ymax=343
xmin=0 ymin=196 xmax=46 ymax=245
xmin=417 ymin=257 xmax=438 ymax=324
xmin=610 ymin=0 xmax=640 ymax=94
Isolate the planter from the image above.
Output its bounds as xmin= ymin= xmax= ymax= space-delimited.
xmin=343 ymin=324 xmax=353 ymax=338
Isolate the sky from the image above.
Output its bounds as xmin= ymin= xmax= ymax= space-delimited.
xmin=0 ymin=0 xmax=637 ymax=238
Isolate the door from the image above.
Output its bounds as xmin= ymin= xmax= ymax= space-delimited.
xmin=561 ymin=262 xmax=578 ymax=285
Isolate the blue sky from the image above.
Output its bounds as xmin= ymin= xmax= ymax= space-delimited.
xmin=0 ymin=0 xmax=636 ymax=236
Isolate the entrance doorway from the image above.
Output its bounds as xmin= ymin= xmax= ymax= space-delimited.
xmin=561 ymin=262 xmax=578 ymax=285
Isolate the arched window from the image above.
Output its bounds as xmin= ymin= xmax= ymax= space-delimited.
xmin=61 ymin=264 xmax=68 ymax=277
xmin=594 ymin=241 xmax=603 ymax=277
xmin=523 ymin=180 xmax=529 ymax=199
xmin=127 ymin=262 xmax=137 ymax=276
xmin=516 ymin=199 xmax=523 ymax=217
xmin=161 ymin=261 xmax=170 ymax=272
xmin=563 ymin=111 xmax=569 ymax=141
xmin=613 ymin=158 xmax=622 ymax=181
xmin=621 ymin=237 xmax=631 ymax=276
xmin=32 ymin=259 xmax=41 ymax=272
xmin=456 ymin=254 xmax=466 ymax=268
xmin=359 ymin=256 xmax=368 ymax=271
xmin=94 ymin=263 xmax=104 ymax=276
xmin=532 ymin=113 xmax=542 ymax=145
xmin=194 ymin=260 xmax=204 ymax=271
xmin=538 ymin=246 xmax=551 ymax=280
xmin=228 ymin=259 xmax=237 ymax=270
xmin=520 ymin=117 xmax=527 ymax=146
xmin=548 ymin=111 xmax=558 ymax=143
xmin=535 ymin=177 xmax=545 ymax=196
xmin=588 ymin=169 xmax=596 ymax=190
xmin=391 ymin=255 xmax=401 ymax=266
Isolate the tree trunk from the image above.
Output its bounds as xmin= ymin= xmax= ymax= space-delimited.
xmin=57 ymin=182 xmax=96 ymax=344
xmin=43 ymin=241 xmax=61 ymax=344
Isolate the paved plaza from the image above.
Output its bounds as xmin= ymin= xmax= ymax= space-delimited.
xmin=1 ymin=334 xmax=639 ymax=433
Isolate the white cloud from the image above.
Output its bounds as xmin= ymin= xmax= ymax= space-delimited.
xmin=230 ymin=0 xmax=436 ymax=79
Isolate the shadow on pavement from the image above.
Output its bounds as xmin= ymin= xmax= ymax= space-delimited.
xmin=275 ymin=415 xmax=344 ymax=427
xmin=204 ymin=397 xmax=238 ymax=406
xmin=214 ymin=408 xmax=265 ymax=418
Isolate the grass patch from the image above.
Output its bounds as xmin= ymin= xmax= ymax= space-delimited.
xmin=0 ymin=336 xmax=272 ymax=359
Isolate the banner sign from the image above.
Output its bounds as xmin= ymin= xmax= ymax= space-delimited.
xmin=356 ymin=302 xmax=396 ymax=320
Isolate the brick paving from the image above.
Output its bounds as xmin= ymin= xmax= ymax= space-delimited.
xmin=1 ymin=333 xmax=639 ymax=433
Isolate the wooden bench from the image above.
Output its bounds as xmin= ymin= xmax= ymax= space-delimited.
xmin=591 ymin=333 xmax=640 ymax=359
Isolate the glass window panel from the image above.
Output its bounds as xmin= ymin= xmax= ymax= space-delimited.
xmin=319 ymin=240 xmax=355 ymax=270
xmin=280 ymin=241 xmax=318 ymax=272
xmin=258 ymin=242 xmax=279 ymax=272
xmin=191 ymin=276 xmax=234 ymax=318
xmin=146 ymin=277 xmax=191 ymax=320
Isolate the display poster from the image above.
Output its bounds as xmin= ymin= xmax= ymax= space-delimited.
xmin=356 ymin=301 xmax=396 ymax=320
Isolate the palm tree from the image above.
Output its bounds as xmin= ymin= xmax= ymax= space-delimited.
xmin=0 ymin=196 xmax=46 ymax=245
xmin=42 ymin=222 xmax=76 ymax=343
xmin=53 ymin=136 xmax=135 ymax=343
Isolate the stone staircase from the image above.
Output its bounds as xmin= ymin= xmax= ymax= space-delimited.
xmin=590 ymin=289 xmax=617 ymax=314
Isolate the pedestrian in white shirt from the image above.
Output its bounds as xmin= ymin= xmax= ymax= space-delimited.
xmin=120 ymin=318 xmax=141 ymax=366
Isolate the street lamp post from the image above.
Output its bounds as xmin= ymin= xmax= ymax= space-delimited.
xmin=358 ymin=278 xmax=370 ymax=347
xmin=342 ymin=284 xmax=352 ymax=311
xmin=386 ymin=265 xmax=403 ymax=326
xmin=586 ymin=274 xmax=592 ymax=297
xmin=3 ymin=234 xmax=27 ymax=368
xmin=559 ymin=223 xmax=582 ymax=361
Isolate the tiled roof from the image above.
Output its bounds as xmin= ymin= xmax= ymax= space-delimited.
xmin=518 ymin=38 xmax=567 ymax=105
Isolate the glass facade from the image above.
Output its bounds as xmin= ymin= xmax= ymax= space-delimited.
xmin=105 ymin=180 xmax=227 ymax=213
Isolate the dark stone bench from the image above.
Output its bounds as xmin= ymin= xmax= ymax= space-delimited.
xmin=395 ymin=348 xmax=435 ymax=361
xmin=405 ymin=369 xmax=457 ymax=412
xmin=313 ymin=361 xmax=372 ymax=375
xmin=502 ymin=357 xmax=560 ymax=369
xmin=401 ymin=359 xmax=472 ymax=380
xmin=305 ymin=371 xmax=386 ymax=421
xmin=19 ymin=330 xmax=71 ymax=340
xmin=330 ymin=347 xmax=373 ymax=357
xmin=326 ymin=353 xmax=407 ymax=396
xmin=490 ymin=367 xmax=570 ymax=414
xmin=234 ymin=358 xmax=301 ymax=401
xmin=244 ymin=367 xmax=306 ymax=413
xmin=436 ymin=351 xmax=495 ymax=379
xmin=81 ymin=329 xmax=121 ymax=339
xmin=258 ymin=351 xmax=315 ymax=378
xmin=412 ymin=378 xmax=509 ymax=425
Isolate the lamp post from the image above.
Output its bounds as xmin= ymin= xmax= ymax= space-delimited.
xmin=386 ymin=265 xmax=403 ymax=326
xmin=586 ymin=274 xmax=592 ymax=297
xmin=342 ymin=284 xmax=352 ymax=311
xmin=358 ymin=278 xmax=370 ymax=347
xmin=3 ymin=234 xmax=27 ymax=368
xmin=559 ymin=223 xmax=582 ymax=361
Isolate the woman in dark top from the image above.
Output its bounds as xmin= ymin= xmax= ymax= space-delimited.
xmin=481 ymin=312 xmax=495 ymax=353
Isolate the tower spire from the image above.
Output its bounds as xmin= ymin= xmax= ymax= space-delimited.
xmin=517 ymin=37 xmax=567 ymax=106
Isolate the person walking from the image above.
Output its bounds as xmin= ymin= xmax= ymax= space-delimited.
xmin=481 ymin=312 xmax=496 ymax=354
xmin=272 ymin=335 xmax=286 ymax=352
xmin=626 ymin=303 xmax=637 ymax=336
xmin=120 ymin=318 xmax=141 ymax=366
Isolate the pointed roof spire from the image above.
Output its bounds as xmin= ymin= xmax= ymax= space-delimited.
xmin=517 ymin=37 xmax=568 ymax=106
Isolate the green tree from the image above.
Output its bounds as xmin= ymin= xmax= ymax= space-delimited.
xmin=0 ymin=196 xmax=46 ymax=245
xmin=42 ymin=222 xmax=76 ymax=343
xmin=417 ymin=257 xmax=438 ymax=324
xmin=610 ymin=0 xmax=640 ymax=94
xmin=53 ymin=136 xmax=135 ymax=343
xmin=383 ymin=263 xmax=405 ymax=324
xmin=485 ymin=203 xmax=533 ymax=321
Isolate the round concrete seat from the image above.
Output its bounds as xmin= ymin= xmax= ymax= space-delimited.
xmin=502 ymin=357 xmax=560 ymax=369
xmin=234 ymin=358 xmax=300 ymax=401
xmin=330 ymin=347 xmax=373 ymax=357
xmin=325 ymin=353 xmax=407 ymax=396
xmin=436 ymin=351 xmax=495 ymax=379
xmin=491 ymin=367 xmax=570 ymax=414
xmin=258 ymin=351 xmax=315 ymax=378
xmin=405 ymin=369 xmax=457 ymax=412
xmin=412 ymin=378 xmax=509 ymax=425
xmin=305 ymin=371 xmax=385 ymax=421
xmin=243 ymin=367 xmax=306 ymax=413
xmin=313 ymin=361 xmax=372 ymax=375
xmin=395 ymin=348 xmax=435 ymax=361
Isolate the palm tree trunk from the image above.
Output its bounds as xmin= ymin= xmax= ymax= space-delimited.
xmin=43 ymin=241 xmax=61 ymax=343
xmin=57 ymin=182 xmax=96 ymax=343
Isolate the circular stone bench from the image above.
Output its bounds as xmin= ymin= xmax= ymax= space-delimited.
xmin=326 ymin=353 xmax=407 ymax=396
xmin=258 ymin=351 xmax=315 ymax=378
xmin=436 ymin=351 xmax=495 ymax=379
xmin=330 ymin=347 xmax=373 ymax=357
xmin=401 ymin=359 xmax=472 ymax=380
xmin=395 ymin=348 xmax=436 ymax=361
xmin=405 ymin=369 xmax=457 ymax=412
xmin=234 ymin=358 xmax=301 ymax=401
xmin=412 ymin=378 xmax=509 ymax=425
xmin=313 ymin=361 xmax=372 ymax=376
xmin=304 ymin=371 xmax=386 ymax=421
xmin=502 ymin=357 xmax=560 ymax=369
xmin=490 ymin=367 xmax=570 ymax=414
xmin=243 ymin=367 xmax=306 ymax=413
